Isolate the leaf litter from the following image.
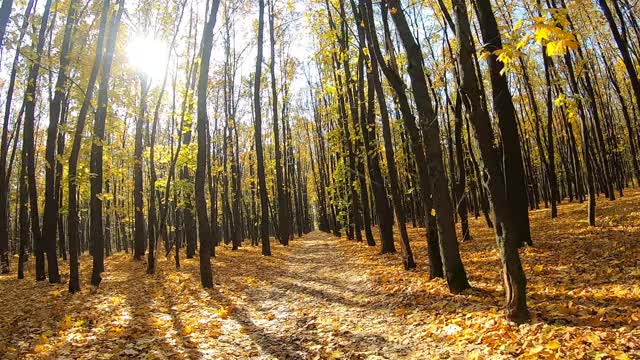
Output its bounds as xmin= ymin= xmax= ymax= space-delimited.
xmin=1 ymin=191 xmax=639 ymax=359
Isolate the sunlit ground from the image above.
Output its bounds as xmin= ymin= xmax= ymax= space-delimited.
xmin=0 ymin=189 xmax=638 ymax=359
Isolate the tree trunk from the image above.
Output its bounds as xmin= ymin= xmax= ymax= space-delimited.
xmin=67 ymin=0 xmax=110 ymax=293
xmin=195 ymin=0 xmax=221 ymax=288
xmin=133 ymin=79 xmax=149 ymax=261
xmin=90 ymin=0 xmax=124 ymax=287
xmin=453 ymin=0 xmax=529 ymax=322
xmin=255 ymin=0 xmax=271 ymax=257
xmin=474 ymin=0 xmax=532 ymax=247
xmin=22 ymin=0 xmax=54 ymax=282
xmin=387 ymin=0 xmax=469 ymax=288
xmin=43 ymin=0 xmax=77 ymax=283
xmin=0 ymin=0 xmax=34 ymax=274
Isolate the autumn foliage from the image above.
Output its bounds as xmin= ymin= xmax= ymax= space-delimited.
xmin=1 ymin=191 xmax=638 ymax=359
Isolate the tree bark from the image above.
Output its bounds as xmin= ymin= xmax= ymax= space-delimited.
xmin=255 ymin=0 xmax=271 ymax=256
xmin=0 ymin=0 xmax=34 ymax=274
xmin=67 ymin=0 xmax=110 ymax=293
xmin=474 ymin=0 xmax=532 ymax=247
xmin=22 ymin=0 xmax=54 ymax=282
xmin=387 ymin=0 xmax=469 ymax=288
xmin=453 ymin=0 xmax=529 ymax=323
xmin=43 ymin=0 xmax=77 ymax=283
xmin=90 ymin=0 xmax=124 ymax=287
xmin=195 ymin=0 xmax=221 ymax=288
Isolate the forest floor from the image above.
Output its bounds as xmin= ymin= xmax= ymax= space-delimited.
xmin=1 ymin=191 xmax=640 ymax=359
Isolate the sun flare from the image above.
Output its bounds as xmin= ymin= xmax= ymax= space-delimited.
xmin=125 ymin=34 xmax=169 ymax=80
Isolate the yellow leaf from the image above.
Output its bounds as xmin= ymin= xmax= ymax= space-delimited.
xmin=217 ymin=306 xmax=232 ymax=319
xmin=513 ymin=19 xmax=524 ymax=32
xmin=545 ymin=340 xmax=560 ymax=350
xmin=534 ymin=265 xmax=544 ymax=273
xmin=34 ymin=344 xmax=45 ymax=353
xmin=614 ymin=353 xmax=631 ymax=360
xmin=60 ymin=315 xmax=72 ymax=330
xmin=181 ymin=326 xmax=193 ymax=335
xmin=527 ymin=345 xmax=545 ymax=356
xmin=390 ymin=7 xmax=398 ymax=15
xmin=585 ymin=333 xmax=601 ymax=345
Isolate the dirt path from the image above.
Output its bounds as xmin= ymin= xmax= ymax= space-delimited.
xmin=230 ymin=231 xmax=407 ymax=359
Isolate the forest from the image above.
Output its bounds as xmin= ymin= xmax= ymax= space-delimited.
xmin=0 ymin=0 xmax=639 ymax=358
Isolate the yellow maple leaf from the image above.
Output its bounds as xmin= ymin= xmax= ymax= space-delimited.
xmin=217 ymin=306 xmax=232 ymax=319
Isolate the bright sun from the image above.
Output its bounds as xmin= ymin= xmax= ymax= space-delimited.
xmin=126 ymin=34 xmax=169 ymax=80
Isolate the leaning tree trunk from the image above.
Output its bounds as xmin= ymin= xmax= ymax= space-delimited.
xmin=453 ymin=0 xmax=530 ymax=323
xmin=599 ymin=0 xmax=640 ymax=143
xmin=387 ymin=0 xmax=469 ymax=290
xmin=0 ymin=0 xmax=13 ymax=47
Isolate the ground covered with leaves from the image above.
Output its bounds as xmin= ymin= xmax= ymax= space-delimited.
xmin=1 ymin=192 xmax=639 ymax=359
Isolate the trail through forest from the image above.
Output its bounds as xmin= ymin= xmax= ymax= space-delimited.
xmin=1 ymin=191 xmax=639 ymax=359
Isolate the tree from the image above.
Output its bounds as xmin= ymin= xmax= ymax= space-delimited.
xmin=90 ymin=0 xmax=125 ymax=288
xmin=0 ymin=0 xmax=35 ymax=274
xmin=474 ymin=0 xmax=532 ymax=247
xmin=268 ymin=0 xmax=290 ymax=247
xmin=22 ymin=0 xmax=54 ymax=282
xmin=254 ymin=0 xmax=271 ymax=257
xmin=0 ymin=0 xmax=13 ymax=47
xmin=195 ymin=0 xmax=222 ymax=288
xmin=42 ymin=0 xmax=78 ymax=284
xmin=67 ymin=0 xmax=111 ymax=293
xmin=453 ymin=0 xmax=529 ymax=322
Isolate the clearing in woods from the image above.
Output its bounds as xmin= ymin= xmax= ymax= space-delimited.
xmin=1 ymin=191 xmax=639 ymax=359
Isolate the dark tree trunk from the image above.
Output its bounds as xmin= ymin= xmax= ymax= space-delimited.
xmin=454 ymin=0 xmax=529 ymax=323
xmin=255 ymin=0 xmax=271 ymax=256
xmin=195 ymin=0 xmax=221 ymax=288
xmin=67 ymin=0 xmax=110 ymax=293
xmin=90 ymin=0 xmax=124 ymax=288
xmin=453 ymin=94 xmax=472 ymax=241
xmin=22 ymin=0 xmax=54 ymax=282
xmin=0 ymin=0 xmax=13 ymax=47
xmin=18 ymin=158 xmax=28 ymax=279
xmin=474 ymin=0 xmax=532 ymax=247
xmin=0 ymin=0 xmax=34 ymax=274
xmin=147 ymin=6 xmax=184 ymax=272
xmin=268 ymin=0 xmax=290 ymax=246
xmin=43 ymin=0 xmax=77 ymax=284
xmin=56 ymin=97 xmax=68 ymax=261
xmin=539 ymin=38 xmax=559 ymax=218
xmin=387 ymin=0 xmax=469 ymax=288
xmin=133 ymin=79 xmax=149 ymax=261
xmin=599 ymin=0 xmax=640 ymax=138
